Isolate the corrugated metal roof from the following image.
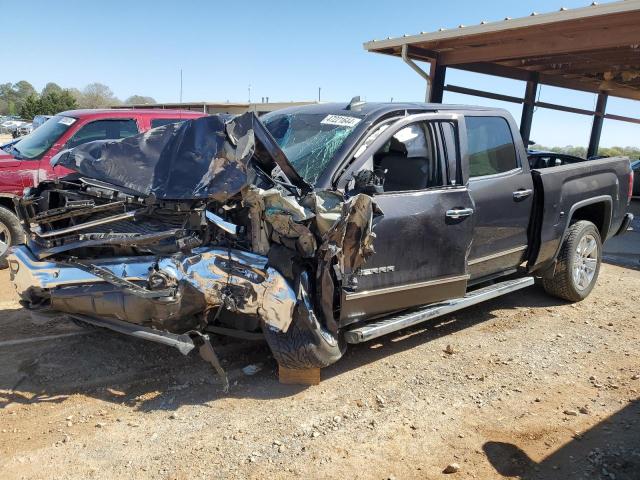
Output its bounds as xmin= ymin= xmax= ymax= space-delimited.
xmin=364 ymin=0 xmax=639 ymax=51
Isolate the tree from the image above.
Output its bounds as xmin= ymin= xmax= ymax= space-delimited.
xmin=19 ymin=95 xmax=41 ymax=119
xmin=66 ymin=87 xmax=83 ymax=105
xmin=0 ymin=80 xmax=37 ymax=115
xmin=79 ymin=82 xmax=120 ymax=108
xmin=39 ymin=90 xmax=78 ymax=114
xmin=13 ymin=80 xmax=37 ymax=100
xmin=41 ymin=82 xmax=63 ymax=97
xmin=124 ymin=95 xmax=156 ymax=105
xmin=19 ymin=90 xmax=78 ymax=119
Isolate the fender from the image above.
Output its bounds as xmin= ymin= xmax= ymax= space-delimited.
xmin=542 ymin=195 xmax=612 ymax=278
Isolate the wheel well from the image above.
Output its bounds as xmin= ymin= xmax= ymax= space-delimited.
xmin=0 ymin=197 xmax=16 ymax=213
xmin=571 ymin=202 xmax=609 ymax=238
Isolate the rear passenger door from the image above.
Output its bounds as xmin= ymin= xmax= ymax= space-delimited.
xmin=463 ymin=115 xmax=534 ymax=280
xmin=338 ymin=114 xmax=475 ymax=323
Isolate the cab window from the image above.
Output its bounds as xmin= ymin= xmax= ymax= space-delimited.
xmin=465 ymin=116 xmax=517 ymax=177
xmin=362 ymin=121 xmax=448 ymax=193
xmin=66 ymin=119 xmax=139 ymax=148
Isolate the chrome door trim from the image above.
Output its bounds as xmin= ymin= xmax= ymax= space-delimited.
xmin=344 ymin=274 xmax=470 ymax=301
xmin=467 ymin=245 xmax=527 ymax=266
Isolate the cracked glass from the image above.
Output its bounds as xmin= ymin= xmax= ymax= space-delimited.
xmin=262 ymin=112 xmax=361 ymax=184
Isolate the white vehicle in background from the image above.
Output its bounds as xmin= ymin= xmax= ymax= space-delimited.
xmin=13 ymin=122 xmax=33 ymax=138
xmin=32 ymin=115 xmax=52 ymax=130
xmin=0 ymin=120 xmax=26 ymax=134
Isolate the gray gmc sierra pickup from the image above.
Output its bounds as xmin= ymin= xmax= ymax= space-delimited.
xmin=7 ymin=101 xmax=634 ymax=379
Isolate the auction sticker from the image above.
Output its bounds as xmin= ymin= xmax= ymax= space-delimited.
xmin=320 ymin=115 xmax=361 ymax=128
xmin=58 ymin=117 xmax=77 ymax=126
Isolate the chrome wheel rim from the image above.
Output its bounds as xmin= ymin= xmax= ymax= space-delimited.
xmin=0 ymin=223 xmax=10 ymax=257
xmin=573 ymin=233 xmax=598 ymax=290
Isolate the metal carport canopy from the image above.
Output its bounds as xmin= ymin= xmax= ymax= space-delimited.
xmin=363 ymin=0 xmax=640 ymax=156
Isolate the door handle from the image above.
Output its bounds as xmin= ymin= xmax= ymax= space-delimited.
xmin=513 ymin=188 xmax=533 ymax=200
xmin=446 ymin=207 xmax=474 ymax=219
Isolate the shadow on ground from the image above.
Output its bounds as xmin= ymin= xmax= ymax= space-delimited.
xmin=0 ymin=283 xmax=566 ymax=412
xmin=483 ymin=399 xmax=640 ymax=480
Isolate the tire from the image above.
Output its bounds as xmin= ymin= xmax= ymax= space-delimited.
xmin=262 ymin=272 xmax=345 ymax=369
xmin=542 ymin=220 xmax=602 ymax=302
xmin=0 ymin=205 xmax=24 ymax=269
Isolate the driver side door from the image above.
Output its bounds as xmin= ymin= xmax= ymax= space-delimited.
xmin=338 ymin=114 xmax=475 ymax=324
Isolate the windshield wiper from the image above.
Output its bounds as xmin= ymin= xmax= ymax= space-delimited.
xmin=6 ymin=144 xmax=24 ymax=159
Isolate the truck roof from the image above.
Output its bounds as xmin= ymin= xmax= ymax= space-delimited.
xmin=57 ymin=108 xmax=205 ymax=120
xmin=264 ymin=101 xmax=502 ymax=120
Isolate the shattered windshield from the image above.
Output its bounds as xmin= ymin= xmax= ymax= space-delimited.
xmin=262 ymin=112 xmax=362 ymax=184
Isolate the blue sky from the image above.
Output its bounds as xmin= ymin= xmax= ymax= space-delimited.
xmin=5 ymin=0 xmax=639 ymax=148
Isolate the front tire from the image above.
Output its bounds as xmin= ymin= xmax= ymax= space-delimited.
xmin=262 ymin=271 xmax=345 ymax=369
xmin=0 ymin=206 xmax=24 ymax=268
xmin=542 ymin=220 xmax=602 ymax=302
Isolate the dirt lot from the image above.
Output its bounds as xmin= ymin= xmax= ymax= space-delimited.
xmin=0 ymin=259 xmax=639 ymax=479
xmin=0 ymin=133 xmax=13 ymax=144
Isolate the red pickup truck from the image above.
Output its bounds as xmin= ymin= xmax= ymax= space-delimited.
xmin=0 ymin=109 xmax=205 ymax=263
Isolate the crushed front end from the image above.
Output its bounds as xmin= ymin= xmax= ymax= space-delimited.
xmin=8 ymin=112 xmax=380 ymax=377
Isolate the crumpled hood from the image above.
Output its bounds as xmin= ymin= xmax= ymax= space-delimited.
xmin=52 ymin=112 xmax=310 ymax=201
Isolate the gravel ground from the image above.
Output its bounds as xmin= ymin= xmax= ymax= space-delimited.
xmin=0 ymin=261 xmax=639 ymax=480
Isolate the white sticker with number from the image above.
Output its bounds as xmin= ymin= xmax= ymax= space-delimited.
xmin=320 ymin=114 xmax=361 ymax=128
xmin=58 ymin=116 xmax=76 ymax=126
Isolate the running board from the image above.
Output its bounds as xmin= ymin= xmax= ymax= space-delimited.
xmin=344 ymin=276 xmax=535 ymax=344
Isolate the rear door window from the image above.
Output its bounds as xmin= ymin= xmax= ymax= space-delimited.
xmin=465 ymin=116 xmax=518 ymax=177
xmin=66 ymin=119 xmax=139 ymax=148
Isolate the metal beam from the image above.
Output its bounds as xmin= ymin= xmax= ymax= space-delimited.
xmin=430 ymin=63 xmax=447 ymax=103
xmin=443 ymin=84 xmax=523 ymax=104
xmin=402 ymin=44 xmax=432 ymax=102
xmin=588 ymin=93 xmax=608 ymax=158
xmin=520 ymin=74 xmax=539 ymax=145
xmin=534 ymin=101 xmax=595 ymax=117
xmin=604 ymin=113 xmax=640 ymax=125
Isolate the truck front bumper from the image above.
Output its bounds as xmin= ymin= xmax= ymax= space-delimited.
xmin=7 ymin=245 xmax=298 ymax=333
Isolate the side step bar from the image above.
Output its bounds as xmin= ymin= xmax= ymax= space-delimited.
xmin=344 ymin=276 xmax=535 ymax=344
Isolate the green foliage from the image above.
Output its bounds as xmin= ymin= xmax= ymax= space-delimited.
xmin=19 ymin=94 xmax=41 ymax=119
xmin=79 ymin=82 xmax=119 ymax=108
xmin=0 ymin=80 xmax=37 ymax=115
xmin=124 ymin=95 xmax=156 ymax=105
xmin=41 ymin=82 xmax=63 ymax=97
xmin=19 ymin=90 xmax=78 ymax=119
xmin=531 ymin=144 xmax=640 ymax=160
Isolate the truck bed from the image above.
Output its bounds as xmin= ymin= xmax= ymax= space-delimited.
xmin=528 ymin=156 xmax=632 ymax=273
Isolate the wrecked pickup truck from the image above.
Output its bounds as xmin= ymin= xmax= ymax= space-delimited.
xmin=7 ymin=102 xmax=634 ymax=382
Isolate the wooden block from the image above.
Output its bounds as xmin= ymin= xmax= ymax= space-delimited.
xmin=278 ymin=366 xmax=321 ymax=386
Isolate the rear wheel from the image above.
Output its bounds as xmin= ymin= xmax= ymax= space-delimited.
xmin=0 ymin=206 xmax=24 ymax=268
xmin=542 ymin=220 xmax=601 ymax=301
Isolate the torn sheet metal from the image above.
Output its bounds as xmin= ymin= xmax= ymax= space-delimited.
xmin=52 ymin=112 xmax=310 ymax=200
xmin=32 ymin=247 xmax=297 ymax=333
xmin=157 ymin=248 xmax=297 ymax=332
xmin=316 ymin=194 xmax=382 ymax=328
xmin=242 ymin=186 xmax=317 ymax=258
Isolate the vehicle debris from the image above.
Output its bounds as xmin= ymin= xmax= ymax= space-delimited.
xmin=10 ymin=111 xmax=381 ymax=377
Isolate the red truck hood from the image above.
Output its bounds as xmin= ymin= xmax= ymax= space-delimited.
xmin=0 ymin=147 xmax=15 ymax=160
xmin=0 ymin=147 xmax=20 ymax=166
